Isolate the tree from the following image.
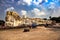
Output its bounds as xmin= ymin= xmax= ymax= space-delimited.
xmin=49 ymin=16 xmax=51 ymax=19
xmin=50 ymin=16 xmax=60 ymax=23
xmin=0 ymin=20 xmax=5 ymax=26
xmin=43 ymin=18 xmax=47 ymax=20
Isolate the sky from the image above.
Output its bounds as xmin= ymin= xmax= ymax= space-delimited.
xmin=0 ymin=0 xmax=60 ymax=20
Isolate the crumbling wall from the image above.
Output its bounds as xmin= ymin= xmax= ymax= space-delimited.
xmin=5 ymin=11 xmax=21 ymax=27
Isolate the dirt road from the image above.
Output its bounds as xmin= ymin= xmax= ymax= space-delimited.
xmin=0 ymin=26 xmax=60 ymax=40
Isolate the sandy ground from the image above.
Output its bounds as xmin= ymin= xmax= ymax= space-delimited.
xmin=0 ymin=26 xmax=60 ymax=40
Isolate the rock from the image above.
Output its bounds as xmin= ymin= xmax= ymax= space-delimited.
xmin=23 ymin=28 xmax=30 ymax=32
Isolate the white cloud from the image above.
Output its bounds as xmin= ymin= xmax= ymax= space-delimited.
xmin=21 ymin=10 xmax=27 ymax=15
xmin=17 ymin=0 xmax=25 ymax=5
xmin=52 ymin=7 xmax=60 ymax=17
xmin=33 ymin=0 xmax=48 ymax=5
xmin=5 ymin=7 xmax=14 ymax=12
xmin=17 ymin=1 xmax=21 ymax=5
xmin=38 ymin=0 xmax=43 ymax=3
xmin=49 ymin=2 xmax=55 ymax=9
xmin=45 ymin=0 xmax=48 ymax=2
xmin=23 ymin=0 xmax=32 ymax=5
xmin=33 ymin=0 xmax=39 ymax=5
xmin=23 ymin=0 xmax=43 ymax=6
xmin=17 ymin=0 xmax=47 ymax=6
xmin=32 ymin=8 xmax=45 ymax=16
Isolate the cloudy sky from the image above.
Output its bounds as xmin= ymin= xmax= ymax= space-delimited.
xmin=0 ymin=0 xmax=60 ymax=20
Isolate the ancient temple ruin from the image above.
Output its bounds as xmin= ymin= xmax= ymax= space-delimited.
xmin=5 ymin=11 xmax=52 ymax=27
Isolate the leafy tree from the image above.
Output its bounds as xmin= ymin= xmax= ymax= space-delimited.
xmin=50 ymin=16 xmax=60 ymax=23
xmin=0 ymin=20 xmax=5 ymax=26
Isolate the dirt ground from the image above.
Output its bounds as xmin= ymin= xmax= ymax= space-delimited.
xmin=0 ymin=26 xmax=60 ymax=40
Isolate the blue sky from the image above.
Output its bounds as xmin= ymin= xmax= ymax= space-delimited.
xmin=0 ymin=0 xmax=60 ymax=20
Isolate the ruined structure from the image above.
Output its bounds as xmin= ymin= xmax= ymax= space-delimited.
xmin=5 ymin=11 xmax=52 ymax=27
xmin=5 ymin=11 xmax=32 ymax=27
xmin=5 ymin=11 xmax=22 ymax=27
